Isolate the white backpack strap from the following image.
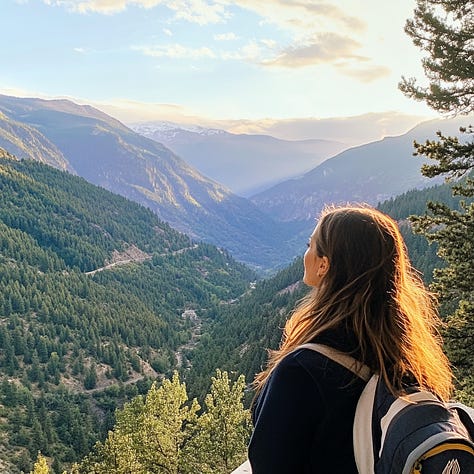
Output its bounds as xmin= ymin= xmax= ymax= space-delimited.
xmin=296 ymin=343 xmax=371 ymax=382
xmin=353 ymin=373 xmax=378 ymax=474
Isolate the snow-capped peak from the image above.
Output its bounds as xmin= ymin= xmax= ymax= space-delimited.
xmin=131 ymin=121 xmax=227 ymax=138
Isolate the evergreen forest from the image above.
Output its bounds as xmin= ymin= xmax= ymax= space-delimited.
xmin=0 ymin=154 xmax=254 ymax=472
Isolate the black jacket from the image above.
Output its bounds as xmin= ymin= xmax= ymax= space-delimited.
xmin=249 ymin=336 xmax=366 ymax=473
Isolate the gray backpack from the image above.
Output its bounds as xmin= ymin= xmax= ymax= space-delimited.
xmin=298 ymin=343 xmax=474 ymax=474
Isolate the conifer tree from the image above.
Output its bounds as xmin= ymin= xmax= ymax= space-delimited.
xmin=399 ymin=0 xmax=474 ymax=115
xmin=83 ymin=362 xmax=97 ymax=390
xmin=400 ymin=0 xmax=474 ymax=402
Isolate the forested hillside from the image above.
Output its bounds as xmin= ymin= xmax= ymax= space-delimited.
xmin=185 ymin=257 xmax=306 ymax=402
xmin=378 ymin=182 xmax=465 ymax=282
xmin=0 ymin=154 xmax=254 ymax=473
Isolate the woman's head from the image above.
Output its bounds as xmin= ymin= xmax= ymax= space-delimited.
xmin=303 ymin=206 xmax=404 ymax=295
xmin=255 ymin=204 xmax=453 ymax=400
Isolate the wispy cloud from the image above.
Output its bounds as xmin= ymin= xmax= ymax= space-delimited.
xmin=298 ymin=2 xmax=366 ymax=31
xmin=133 ymin=43 xmax=217 ymax=59
xmin=42 ymin=0 xmax=137 ymax=15
xmin=42 ymin=0 xmax=365 ymax=33
xmin=170 ymin=0 xmax=230 ymax=25
xmin=235 ymin=0 xmax=366 ymax=36
xmin=43 ymin=0 xmax=229 ymax=23
xmin=261 ymin=39 xmax=276 ymax=48
xmin=262 ymin=33 xmax=362 ymax=68
xmin=135 ymin=39 xmax=264 ymax=62
xmin=214 ymin=32 xmax=239 ymax=41
xmin=335 ymin=62 xmax=391 ymax=82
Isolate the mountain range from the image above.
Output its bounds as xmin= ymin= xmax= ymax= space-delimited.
xmin=131 ymin=121 xmax=347 ymax=196
xmin=0 ymin=94 xmax=299 ymax=270
xmin=0 ymin=93 xmax=470 ymax=271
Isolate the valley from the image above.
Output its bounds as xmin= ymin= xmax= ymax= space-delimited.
xmin=0 ymin=94 xmax=471 ymax=473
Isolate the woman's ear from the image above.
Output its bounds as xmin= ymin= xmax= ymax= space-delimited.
xmin=318 ymin=256 xmax=330 ymax=277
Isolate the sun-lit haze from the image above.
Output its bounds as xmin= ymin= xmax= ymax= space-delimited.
xmin=1 ymin=0 xmax=439 ymax=141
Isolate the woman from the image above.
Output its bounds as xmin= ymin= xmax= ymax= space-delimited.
xmin=248 ymin=205 xmax=453 ymax=473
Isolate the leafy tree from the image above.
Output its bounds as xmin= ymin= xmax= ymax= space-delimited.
xmin=77 ymin=370 xmax=251 ymax=474
xmin=130 ymin=372 xmax=200 ymax=474
xmin=79 ymin=431 xmax=141 ymax=474
xmin=30 ymin=453 xmax=49 ymax=474
xmin=184 ymin=370 xmax=251 ymax=474
xmin=400 ymin=0 xmax=474 ymax=402
xmin=82 ymin=372 xmax=200 ymax=473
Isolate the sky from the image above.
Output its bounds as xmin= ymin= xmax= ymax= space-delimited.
xmin=0 ymin=0 xmax=440 ymax=137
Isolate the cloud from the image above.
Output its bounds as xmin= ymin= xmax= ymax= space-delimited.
xmin=261 ymin=38 xmax=276 ymax=48
xmin=335 ymin=62 xmax=391 ymax=82
xmin=42 ymin=0 xmax=135 ymax=14
xmin=43 ymin=0 xmax=229 ymax=23
xmin=214 ymin=32 xmax=239 ymax=41
xmin=170 ymin=0 xmax=229 ymax=25
xmin=42 ymin=0 xmax=366 ymax=34
xmin=298 ymin=2 xmax=366 ymax=31
xmin=135 ymin=37 xmax=270 ymax=62
xmin=234 ymin=0 xmax=367 ymax=36
xmin=43 ymin=0 xmax=389 ymax=78
xmin=262 ymin=33 xmax=362 ymax=68
xmin=95 ymin=98 xmax=203 ymax=123
xmin=42 ymin=0 xmax=378 ymax=68
xmin=133 ymin=43 xmax=217 ymax=59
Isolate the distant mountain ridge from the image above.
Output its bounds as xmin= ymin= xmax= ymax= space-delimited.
xmin=251 ymin=116 xmax=471 ymax=226
xmin=0 ymin=94 xmax=299 ymax=270
xmin=132 ymin=121 xmax=347 ymax=196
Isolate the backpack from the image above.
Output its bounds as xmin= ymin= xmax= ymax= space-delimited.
xmin=298 ymin=343 xmax=474 ymax=474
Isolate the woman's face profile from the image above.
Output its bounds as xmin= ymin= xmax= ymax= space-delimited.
xmin=303 ymin=228 xmax=329 ymax=287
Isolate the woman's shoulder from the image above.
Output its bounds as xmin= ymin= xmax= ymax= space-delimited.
xmin=277 ymin=344 xmax=364 ymax=393
xmin=274 ymin=346 xmax=338 ymax=383
xmin=279 ymin=346 xmax=333 ymax=371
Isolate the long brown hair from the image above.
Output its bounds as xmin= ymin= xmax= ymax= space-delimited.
xmin=254 ymin=205 xmax=453 ymax=400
